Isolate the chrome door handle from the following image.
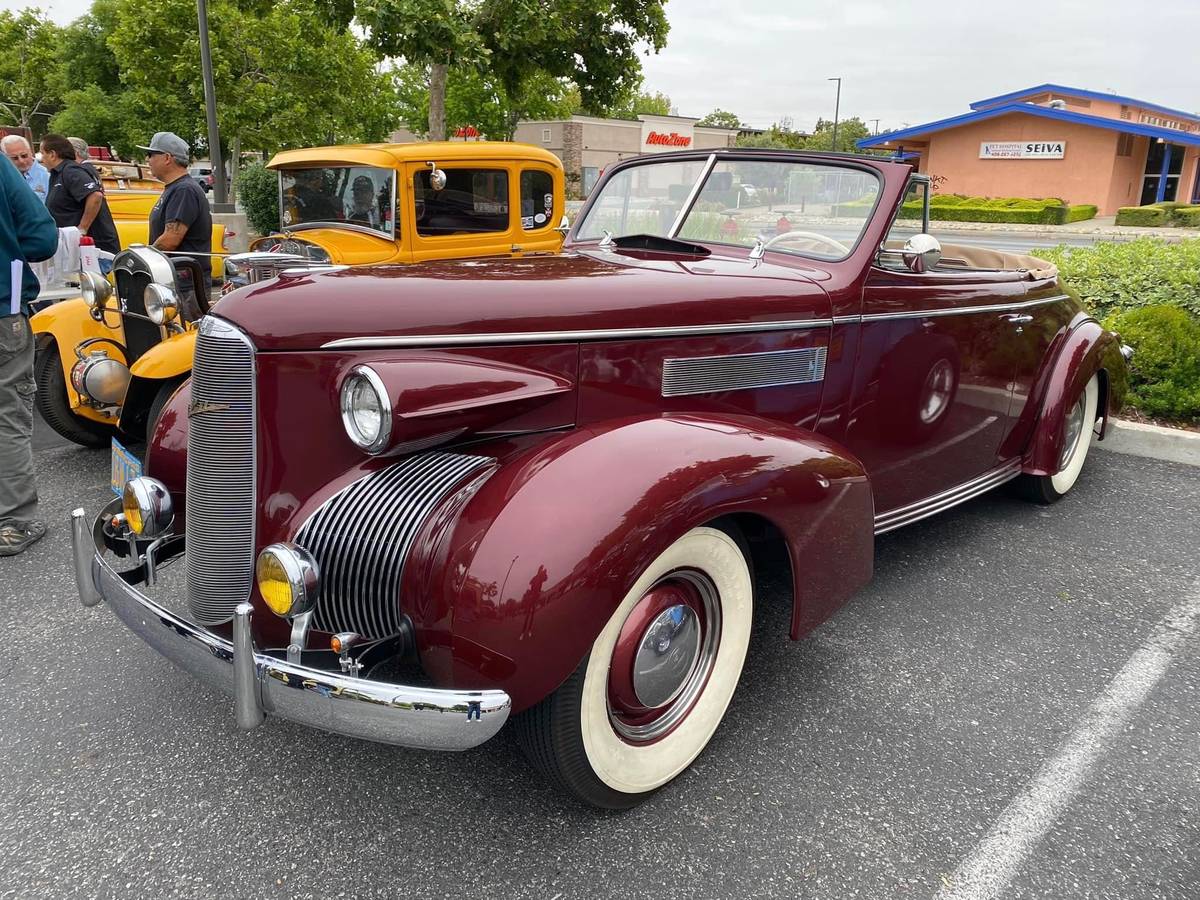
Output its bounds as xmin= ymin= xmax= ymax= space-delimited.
xmin=1003 ymin=314 xmax=1033 ymax=324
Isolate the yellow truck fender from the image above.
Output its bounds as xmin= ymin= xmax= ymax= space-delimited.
xmin=127 ymin=329 xmax=196 ymax=381
xmin=30 ymin=298 xmax=127 ymax=412
xmin=119 ymin=330 xmax=196 ymax=437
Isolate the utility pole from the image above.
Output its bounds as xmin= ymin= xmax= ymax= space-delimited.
xmin=196 ymin=0 xmax=234 ymax=212
xmin=828 ymin=77 xmax=842 ymax=152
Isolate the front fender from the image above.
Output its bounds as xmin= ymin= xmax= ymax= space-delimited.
xmin=404 ymin=414 xmax=873 ymax=712
xmin=1021 ymin=317 xmax=1128 ymax=476
xmin=128 ymin=329 xmax=196 ymax=381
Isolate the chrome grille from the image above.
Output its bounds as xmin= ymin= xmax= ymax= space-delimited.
xmin=662 ymin=345 xmax=828 ymax=397
xmin=185 ymin=317 xmax=256 ymax=624
xmin=297 ymin=452 xmax=494 ymax=639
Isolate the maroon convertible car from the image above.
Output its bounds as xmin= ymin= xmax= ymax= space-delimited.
xmin=73 ymin=149 xmax=1130 ymax=808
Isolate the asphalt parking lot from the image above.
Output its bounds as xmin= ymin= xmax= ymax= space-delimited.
xmin=1 ymin=429 xmax=1197 ymax=899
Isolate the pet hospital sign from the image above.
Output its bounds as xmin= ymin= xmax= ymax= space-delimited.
xmin=980 ymin=141 xmax=1066 ymax=159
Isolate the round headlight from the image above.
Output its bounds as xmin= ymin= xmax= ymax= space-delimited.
xmin=339 ymin=365 xmax=391 ymax=454
xmin=144 ymin=283 xmax=178 ymax=324
xmin=255 ymin=543 xmax=320 ymax=618
xmin=121 ymin=477 xmax=174 ymax=537
xmin=80 ymin=271 xmax=111 ymax=309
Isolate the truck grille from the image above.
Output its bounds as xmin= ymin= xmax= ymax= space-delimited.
xmin=297 ymin=452 xmax=494 ymax=639
xmin=185 ymin=317 xmax=256 ymax=624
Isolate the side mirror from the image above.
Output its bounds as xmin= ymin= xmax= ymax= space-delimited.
xmin=901 ymin=233 xmax=941 ymax=273
xmin=426 ymin=161 xmax=447 ymax=191
xmin=555 ymin=214 xmax=570 ymax=235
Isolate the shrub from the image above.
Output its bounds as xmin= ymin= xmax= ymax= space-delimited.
xmin=1102 ymin=305 xmax=1200 ymax=422
xmin=1115 ymin=206 xmax=1167 ymax=227
xmin=1174 ymin=207 xmax=1200 ymax=228
xmin=238 ymin=161 xmax=279 ymax=236
xmin=1066 ymin=204 xmax=1098 ymax=223
xmin=1035 ymin=238 xmax=1200 ymax=319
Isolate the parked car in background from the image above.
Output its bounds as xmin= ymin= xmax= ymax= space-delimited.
xmin=74 ymin=148 xmax=1129 ymax=809
xmin=188 ymin=164 xmax=213 ymax=193
xmin=234 ymin=141 xmax=566 ymax=275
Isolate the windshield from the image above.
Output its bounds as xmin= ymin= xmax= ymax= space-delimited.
xmin=279 ymin=165 xmax=395 ymax=237
xmin=576 ymin=157 xmax=880 ymax=261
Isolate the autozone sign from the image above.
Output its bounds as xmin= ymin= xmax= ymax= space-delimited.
xmin=979 ymin=141 xmax=1066 ymax=159
xmin=645 ymin=131 xmax=692 ymax=147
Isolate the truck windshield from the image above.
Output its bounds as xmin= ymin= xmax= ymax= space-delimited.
xmin=279 ymin=165 xmax=395 ymax=237
xmin=575 ymin=157 xmax=880 ymax=261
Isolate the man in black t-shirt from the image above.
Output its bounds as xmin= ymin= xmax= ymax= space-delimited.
xmin=39 ymin=133 xmax=120 ymax=257
xmin=138 ymin=132 xmax=213 ymax=301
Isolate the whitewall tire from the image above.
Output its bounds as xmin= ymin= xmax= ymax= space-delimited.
xmin=515 ymin=525 xmax=753 ymax=809
xmin=1018 ymin=373 xmax=1100 ymax=503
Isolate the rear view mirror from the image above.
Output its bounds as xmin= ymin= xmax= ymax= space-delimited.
xmin=426 ymin=161 xmax=447 ymax=191
xmin=902 ymin=234 xmax=942 ymax=273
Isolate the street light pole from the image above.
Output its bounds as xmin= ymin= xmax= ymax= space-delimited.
xmin=870 ymin=118 xmax=880 ymax=136
xmin=828 ymin=77 xmax=842 ymax=152
xmin=196 ymin=0 xmax=234 ymax=212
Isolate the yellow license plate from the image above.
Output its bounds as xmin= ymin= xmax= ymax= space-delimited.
xmin=110 ymin=438 xmax=143 ymax=497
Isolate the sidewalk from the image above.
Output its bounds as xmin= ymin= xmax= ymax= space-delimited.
xmin=929 ymin=215 xmax=1200 ymax=243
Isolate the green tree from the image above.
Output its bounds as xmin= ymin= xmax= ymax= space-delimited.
xmin=393 ymin=61 xmax=574 ymax=140
xmin=805 ymin=116 xmax=870 ymax=153
xmin=0 ymin=10 xmax=63 ymax=132
xmin=58 ymin=0 xmax=397 ymax=164
xmin=327 ymin=0 xmax=669 ymax=140
xmin=698 ymin=109 xmax=741 ymax=129
xmin=609 ymin=89 xmax=672 ymax=120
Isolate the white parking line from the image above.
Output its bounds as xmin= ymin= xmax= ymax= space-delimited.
xmin=937 ymin=582 xmax=1200 ymax=900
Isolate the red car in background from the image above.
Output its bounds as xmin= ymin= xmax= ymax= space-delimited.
xmin=73 ymin=149 xmax=1129 ymax=808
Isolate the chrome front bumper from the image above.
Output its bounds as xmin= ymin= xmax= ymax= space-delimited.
xmin=71 ymin=501 xmax=511 ymax=751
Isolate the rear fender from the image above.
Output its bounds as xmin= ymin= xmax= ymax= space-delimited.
xmin=1021 ymin=318 xmax=1127 ymax=476
xmin=403 ymin=414 xmax=873 ymax=712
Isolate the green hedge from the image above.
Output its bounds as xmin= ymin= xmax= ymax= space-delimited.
xmin=1066 ymin=204 xmax=1099 ymax=223
xmin=238 ymin=161 xmax=279 ymax=236
xmin=1175 ymin=207 xmax=1200 ymax=227
xmin=1115 ymin=203 xmax=1200 ymax=227
xmin=1116 ymin=206 xmax=1168 ymax=227
xmin=897 ymin=200 xmax=1093 ymax=224
xmin=1102 ymin=305 xmax=1200 ymax=421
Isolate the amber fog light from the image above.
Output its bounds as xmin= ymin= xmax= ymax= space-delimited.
xmin=121 ymin=477 xmax=174 ymax=537
xmin=339 ymin=365 xmax=391 ymax=454
xmin=256 ymin=543 xmax=320 ymax=618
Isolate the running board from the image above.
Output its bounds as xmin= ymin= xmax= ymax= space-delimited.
xmin=874 ymin=461 xmax=1022 ymax=535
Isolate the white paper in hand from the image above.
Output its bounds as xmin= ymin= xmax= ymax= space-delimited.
xmin=9 ymin=259 xmax=21 ymax=316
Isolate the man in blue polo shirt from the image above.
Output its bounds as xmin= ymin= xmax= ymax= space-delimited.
xmin=1 ymin=135 xmax=50 ymax=204
xmin=0 ymin=155 xmax=59 ymax=555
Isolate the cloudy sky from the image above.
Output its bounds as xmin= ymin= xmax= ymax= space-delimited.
xmin=10 ymin=0 xmax=1200 ymax=132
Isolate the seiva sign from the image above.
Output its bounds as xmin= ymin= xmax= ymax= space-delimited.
xmin=980 ymin=141 xmax=1066 ymax=159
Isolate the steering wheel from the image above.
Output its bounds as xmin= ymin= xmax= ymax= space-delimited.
xmin=760 ymin=230 xmax=851 ymax=257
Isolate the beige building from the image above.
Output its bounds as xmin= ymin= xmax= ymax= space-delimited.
xmin=513 ymin=114 xmax=739 ymax=196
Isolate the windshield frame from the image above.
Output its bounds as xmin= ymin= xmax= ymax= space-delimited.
xmin=572 ymin=151 xmax=886 ymax=263
xmin=276 ymin=164 xmax=398 ymax=240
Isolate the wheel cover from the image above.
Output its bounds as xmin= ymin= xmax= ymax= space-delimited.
xmin=580 ymin=527 xmax=753 ymax=794
xmin=607 ymin=571 xmax=720 ymax=743
xmin=1059 ymin=395 xmax=1086 ymax=471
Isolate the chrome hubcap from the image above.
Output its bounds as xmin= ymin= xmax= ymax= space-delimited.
xmin=1060 ymin=396 xmax=1086 ymax=470
xmin=632 ymin=604 xmax=701 ymax=708
xmin=608 ymin=571 xmax=721 ymax=743
xmin=919 ymin=360 xmax=954 ymax=424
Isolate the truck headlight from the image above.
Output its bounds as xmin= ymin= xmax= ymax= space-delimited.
xmin=339 ymin=365 xmax=391 ymax=454
xmin=121 ymin=477 xmax=174 ymax=537
xmin=256 ymin=543 xmax=319 ymax=618
xmin=80 ymin=271 xmax=112 ymax=308
xmin=144 ymin=283 xmax=178 ymax=324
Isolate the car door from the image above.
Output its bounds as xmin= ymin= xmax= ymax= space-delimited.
xmin=406 ymin=162 xmax=516 ymax=263
xmin=847 ymin=261 xmax=1029 ymax=519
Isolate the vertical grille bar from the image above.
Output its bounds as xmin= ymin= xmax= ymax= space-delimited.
xmin=185 ymin=316 xmax=256 ymax=624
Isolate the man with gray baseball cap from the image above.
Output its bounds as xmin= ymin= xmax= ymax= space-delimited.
xmin=138 ymin=132 xmax=212 ymax=299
